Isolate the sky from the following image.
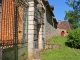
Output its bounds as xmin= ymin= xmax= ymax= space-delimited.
xmin=48 ymin=0 xmax=72 ymax=21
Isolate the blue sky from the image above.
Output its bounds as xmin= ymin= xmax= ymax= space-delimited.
xmin=48 ymin=0 xmax=72 ymax=21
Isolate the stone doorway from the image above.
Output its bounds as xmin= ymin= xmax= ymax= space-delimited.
xmin=61 ymin=31 xmax=65 ymax=36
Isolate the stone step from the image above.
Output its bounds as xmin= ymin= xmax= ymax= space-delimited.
xmin=45 ymin=44 xmax=61 ymax=49
xmin=34 ymin=49 xmax=40 ymax=59
xmin=26 ymin=59 xmax=41 ymax=60
xmin=33 ymin=59 xmax=41 ymax=60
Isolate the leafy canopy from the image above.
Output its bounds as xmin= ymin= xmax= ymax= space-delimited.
xmin=64 ymin=0 xmax=80 ymax=29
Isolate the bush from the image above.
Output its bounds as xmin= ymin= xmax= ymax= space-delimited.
xmin=66 ymin=28 xmax=80 ymax=48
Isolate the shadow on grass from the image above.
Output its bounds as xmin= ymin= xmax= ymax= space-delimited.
xmin=65 ymin=42 xmax=80 ymax=49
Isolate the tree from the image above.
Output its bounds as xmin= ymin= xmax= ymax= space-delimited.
xmin=64 ymin=10 xmax=79 ymax=29
xmin=64 ymin=0 xmax=80 ymax=29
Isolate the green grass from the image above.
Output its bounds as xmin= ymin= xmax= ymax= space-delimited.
xmin=40 ymin=36 xmax=80 ymax=60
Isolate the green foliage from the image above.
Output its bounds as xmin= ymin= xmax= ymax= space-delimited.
xmin=64 ymin=0 xmax=80 ymax=29
xmin=64 ymin=10 xmax=79 ymax=29
xmin=65 ymin=0 xmax=80 ymax=10
xmin=65 ymin=0 xmax=76 ymax=8
xmin=65 ymin=10 xmax=78 ymax=21
xmin=66 ymin=28 xmax=80 ymax=48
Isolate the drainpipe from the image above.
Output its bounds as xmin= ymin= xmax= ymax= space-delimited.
xmin=44 ymin=4 xmax=48 ymax=45
xmin=52 ymin=16 xmax=56 ymax=29
xmin=52 ymin=16 xmax=53 ymax=36
xmin=14 ymin=0 xmax=19 ymax=60
xmin=44 ymin=6 xmax=46 ymax=45
xmin=52 ymin=16 xmax=54 ymax=27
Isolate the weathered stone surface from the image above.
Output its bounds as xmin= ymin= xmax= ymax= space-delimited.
xmin=28 ymin=1 xmax=35 ymax=59
xmin=45 ymin=44 xmax=61 ymax=49
xmin=34 ymin=49 xmax=40 ymax=59
xmin=45 ymin=8 xmax=57 ymax=40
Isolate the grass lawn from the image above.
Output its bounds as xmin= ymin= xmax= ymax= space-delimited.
xmin=40 ymin=36 xmax=80 ymax=60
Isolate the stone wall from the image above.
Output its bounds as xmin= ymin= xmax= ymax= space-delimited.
xmin=28 ymin=0 xmax=45 ymax=59
xmin=54 ymin=28 xmax=68 ymax=36
xmin=28 ymin=1 xmax=35 ymax=59
xmin=45 ymin=8 xmax=56 ymax=40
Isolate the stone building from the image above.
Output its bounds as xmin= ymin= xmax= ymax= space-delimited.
xmin=42 ymin=0 xmax=57 ymax=41
xmin=28 ymin=0 xmax=57 ymax=59
xmin=0 ymin=0 xmax=57 ymax=60
xmin=28 ymin=0 xmax=45 ymax=59
xmin=55 ymin=20 xmax=71 ymax=36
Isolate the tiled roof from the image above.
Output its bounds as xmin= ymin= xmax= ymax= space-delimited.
xmin=57 ymin=21 xmax=71 ymax=31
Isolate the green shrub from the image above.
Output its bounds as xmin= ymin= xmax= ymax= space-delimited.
xmin=66 ymin=28 xmax=80 ymax=48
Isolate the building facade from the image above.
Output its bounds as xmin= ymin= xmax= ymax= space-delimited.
xmin=55 ymin=20 xmax=71 ymax=36
xmin=28 ymin=0 xmax=45 ymax=59
xmin=0 ymin=0 xmax=57 ymax=60
xmin=42 ymin=0 xmax=57 ymax=41
xmin=28 ymin=0 xmax=57 ymax=59
xmin=0 ymin=0 xmax=29 ymax=60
